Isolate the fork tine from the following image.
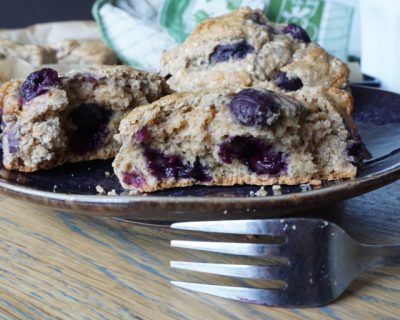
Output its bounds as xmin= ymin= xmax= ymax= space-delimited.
xmin=171 ymin=281 xmax=283 ymax=306
xmin=171 ymin=261 xmax=285 ymax=280
xmin=171 ymin=219 xmax=287 ymax=235
xmin=171 ymin=241 xmax=283 ymax=256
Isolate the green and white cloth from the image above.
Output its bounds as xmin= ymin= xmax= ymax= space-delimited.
xmin=93 ymin=0 xmax=354 ymax=71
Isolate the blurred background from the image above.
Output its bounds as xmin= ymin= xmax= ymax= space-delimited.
xmin=0 ymin=0 xmax=94 ymax=28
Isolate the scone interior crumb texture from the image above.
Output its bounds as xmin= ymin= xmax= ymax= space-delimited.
xmin=160 ymin=7 xmax=349 ymax=93
xmin=113 ymin=87 xmax=366 ymax=193
xmin=0 ymin=66 xmax=170 ymax=172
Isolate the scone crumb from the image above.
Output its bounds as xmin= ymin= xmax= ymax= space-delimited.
xmin=254 ymin=186 xmax=267 ymax=197
xmin=310 ymin=179 xmax=322 ymax=186
xmin=96 ymin=185 xmax=106 ymax=194
xmin=128 ymin=189 xmax=138 ymax=195
xmin=223 ymin=209 xmax=228 ymax=214
xmin=249 ymin=191 xmax=255 ymax=197
xmin=107 ymin=189 xmax=118 ymax=196
xmin=272 ymin=185 xmax=282 ymax=196
xmin=105 ymin=171 xmax=111 ymax=177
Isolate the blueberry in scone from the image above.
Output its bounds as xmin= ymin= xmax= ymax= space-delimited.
xmin=160 ymin=7 xmax=349 ymax=92
xmin=0 ymin=66 xmax=171 ymax=172
xmin=113 ymin=87 xmax=366 ymax=192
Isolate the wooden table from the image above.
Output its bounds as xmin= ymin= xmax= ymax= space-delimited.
xmin=0 ymin=181 xmax=399 ymax=320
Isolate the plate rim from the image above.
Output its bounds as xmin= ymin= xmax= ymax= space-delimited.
xmin=0 ymin=158 xmax=398 ymax=205
xmin=0 ymin=84 xmax=399 ymax=215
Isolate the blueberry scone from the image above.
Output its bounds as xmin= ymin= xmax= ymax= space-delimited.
xmin=0 ymin=66 xmax=170 ymax=172
xmin=160 ymin=7 xmax=349 ymax=92
xmin=113 ymin=87 xmax=367 ymax=192
xmin=51 ymin=40 xmax=118 ymax=65
xmin=0 ymin=39 xmax=57 ymax=66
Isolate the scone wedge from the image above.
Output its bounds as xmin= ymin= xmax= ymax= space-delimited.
xmin=160 ymin=7 xmax=349 ymax=92
xmin=113 ymin=87 xmax=367 ymax=192
xmin=0 ymin=66 xmax=170 ymax=172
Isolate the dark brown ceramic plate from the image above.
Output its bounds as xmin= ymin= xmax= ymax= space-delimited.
xmin=0 ymin=85 xmax=399 ymax=221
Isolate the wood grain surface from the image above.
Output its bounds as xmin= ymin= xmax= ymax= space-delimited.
xmin=0 ymin=181 xmax=399 ymax=320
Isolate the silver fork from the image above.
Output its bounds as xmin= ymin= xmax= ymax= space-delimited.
xmin=170 ymin=218 xmax=400 ymax=307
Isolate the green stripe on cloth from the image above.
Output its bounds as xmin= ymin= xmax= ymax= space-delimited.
xmin=92 ymin=0 xmax=145 ymax=68
xmin=159 ymin=0 xmax=190 ymax=43
xmin=267 ymin=0 xmax=325 ymax=41
xmin=92 ymin=0 xmax=114 ymax=50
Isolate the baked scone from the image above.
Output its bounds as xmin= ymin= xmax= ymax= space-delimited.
xmin=51 ymin=40 xmax=118 ymax=65
xmin=0 ymin=39 xmax=57 ymax=66
xmin=113 ymin=87 xmax=367 ymax=192
xmin=0 ymin=66 xmax=170 ymax=172
xmin=160 ymin=7 xmax=349 ymax=92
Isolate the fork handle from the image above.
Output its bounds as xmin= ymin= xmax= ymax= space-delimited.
xmin=363 ymin=245 xmax=400 ymax=269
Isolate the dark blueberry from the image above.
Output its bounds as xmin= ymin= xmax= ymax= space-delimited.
xmin=218 ymin=135 xmax=287 ymax=176
xmin=143 ymin=146 xmax=179 ymax=180
xmin=346 ymin=134 xmax=370 ymax=165
xmin=143 ymin=146 xmax=211 ymax=182
xmin=19 ymin=68 xmax=60 ymax=105
xmin=179 ymin=158 xmax=212 ymax=182
xmin=7 ymin=126 xmax=19 ymax=154
xmin=218 ymin=136 xmax=257 ymax=164
xmin=123 ymin=170 xmax=146 ymax=188
xmin=248 ymin=12 xmax=277 ymax=35
xmin=67 ymin=103 xmax=113 ymax=155
xmin=248 ymin=11 xmax=266 ymax=25
xmin=282 ymin=23 xmax=311 ymax=43
xmin=229 ymin=89 xmax=281 ymax=127
xmin=135 ymin=126 xmax=150 ymax=144
xmin=248 ymin=148 xmax=286 ymax=175
xmin=209 ymin=40 xmax=255 ymax=64
xmin=274 ymin=71 xmax=303 ymax=91
xmin=347 ymin=141 xmax=363 ymax=163
xmin=80 ymin=73 xmax=98 ymax=83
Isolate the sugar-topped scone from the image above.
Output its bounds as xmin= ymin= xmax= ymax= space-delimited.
xmin=0 ymin=39 xmax=57 ymax=66
xmin=0 ymin=66 xmax=170 ymax=172
xmin=160 ymin=7 xmax=349 ymax=93
xmin=113 ymin=87 xmax=367 ymax=192
xmin=51 ymin=40 xmax=118 ymax=65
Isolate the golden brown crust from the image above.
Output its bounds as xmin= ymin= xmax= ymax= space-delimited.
xmin=160 ymin=7 xmax=350 ymax=93
xmin=125 ymin=171 xmax=356 ymax=193
xmin=1 ymin=80 xmax=22 ymax=116
xmin=51 ymin=40 xmax=117 ymax=65
xmin=114 ymin=87 xmax=358 ymax=193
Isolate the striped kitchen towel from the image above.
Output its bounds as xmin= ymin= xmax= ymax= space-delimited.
xmin=93 ymin=0 xmax=354 ymax=71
